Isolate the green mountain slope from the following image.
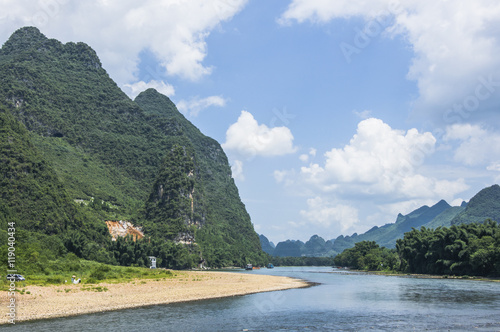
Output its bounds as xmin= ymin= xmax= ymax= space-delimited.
xmin=342 ymin=199 xmax=453 ymax=249
xmin=271 ymin=234 xmax=336 ymax=257
xmin=0 ymin=27 xmax=168 ymax=212
xmin=259 ymin=234 xmax=275 ymax=255
xmin=333 ymin=186 xmax=498 ymax=254
xmin=425 ymin=205 xmax=465 ymax=229
xmin=273 ymin=240 xmax=304 ymax=257
xmin=0 ymin=26 xmax=265 ymax=268
xmin=451 ymin=184 xmax=500 ymax=225
xmin=0 ymin=105 xmax=102 ymax=234
xmin=0 ymin=105 xmax=110 ymax=272
xmin=134 ymin=89 xmax=264 ymax=266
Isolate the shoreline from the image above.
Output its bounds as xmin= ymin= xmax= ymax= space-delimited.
xmin=344 ymin=269 xmax=500 ymax=282
xmin=1 ymin=271 xmax=310 ymax=324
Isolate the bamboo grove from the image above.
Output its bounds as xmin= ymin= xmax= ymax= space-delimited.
xmin=335 ymin=220 xmax=500 ymax=277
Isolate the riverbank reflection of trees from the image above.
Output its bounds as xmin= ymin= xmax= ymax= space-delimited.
xmin=334 ymin=220 xmax=500 ymax=277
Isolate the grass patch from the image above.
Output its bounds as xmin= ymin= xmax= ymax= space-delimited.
xmin=0 ymin=258 xmax=175 ymax=290
xmin=82 ymin=286 xmax=108 ymax=292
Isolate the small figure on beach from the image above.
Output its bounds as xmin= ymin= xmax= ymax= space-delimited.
xmin=71 ymin=275 xmax=81 ymax=284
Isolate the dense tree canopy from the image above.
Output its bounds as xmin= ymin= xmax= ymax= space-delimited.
xmin=334 ymin=221 xmax=500 ymax=277
xmin=397 ymin=220 xmax=500 ymax=276
xmin=334 ymin=241 xmax=399 ymax=271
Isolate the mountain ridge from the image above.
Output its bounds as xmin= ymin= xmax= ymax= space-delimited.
xmin=135 ymin=89 xmax=264 ymax=265
xmin=451 ymin=184 xmax=500 ymax=225
xmin=262 ymin=185 xmax=499 ymax=257
xmin=0 ymin=26 xmax=265 ymax=269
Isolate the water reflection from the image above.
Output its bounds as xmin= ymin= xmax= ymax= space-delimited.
xmin=397 ymin=278 xmax=499 ymax=307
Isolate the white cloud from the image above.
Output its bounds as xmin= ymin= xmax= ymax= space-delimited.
xmin=451 ymin=198 xmax=466 ymax=207
xmin=487 ymin=163 xmax=500 ymax=172
xmin=376 ymin=199 xmax=437 ymax=222
xmin=223 ymin=110 xmax=297 ymax=158
xmin=353 ymin=110 xmax=373 ymax=120
xmin=279 ymin=0 xmax=399 ymax=24
xmin=176 ymin=95 xmax=227 ymax=117
xmin=280 ymin=0 xmax=500 ymax=123
xmin=230 ymin=160 xmax=245 ymax=181
xmin=123 ymin=80 xmax=175 ymax=99
xmin=0 ymin=0 xmax=248 ymax=87
xmin=299 ymin=148 xmax=317 ymax=162
xmin=300 ymin=197 xmax=359 ymax=233
xmin=273 ymin=169 xmax=298 ymax=188
xmin=287 ymin=118 xmax=468 ymax=203
xmin=301 ymin=118 xmax=439 ymax=194
xmin=273 ymin=170 xmax=287 ymax=183
xmin=274 ymin=118 xmax=470 ymax=236
xmin=444 ymin=123 xmax=500 ymax=166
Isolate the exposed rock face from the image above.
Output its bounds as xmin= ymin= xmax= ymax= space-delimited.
xmin=175 ymin=232 xmax=196 ymax=245
xmin=105 ymin=220 xmax=144 ymax=241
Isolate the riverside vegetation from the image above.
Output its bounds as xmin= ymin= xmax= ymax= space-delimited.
xmin=334 ymin=220 xmax=500 ymax=277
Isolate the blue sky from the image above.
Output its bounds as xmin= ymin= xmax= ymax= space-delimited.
xmin=1 ymin=0 xmax=500 ymax=243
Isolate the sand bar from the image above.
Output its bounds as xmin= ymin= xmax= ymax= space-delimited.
xmin=1 ymin=271 xmax=309 ymax=324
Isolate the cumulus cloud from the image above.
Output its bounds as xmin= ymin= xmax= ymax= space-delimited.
xmin=299 ymin=154 xmax=309 ymax=162
xmin=222 ymin=111 xmax=297 ymax=158
xmin=444 ymin=123 xmax=500 ymax=166
xmin=300 ymin=196 xmax=359 ymax=233
xmin=299 ymin=148 xmax=317 ymax=162
xmin=123 ymin=80 xmax=175 ymax=99
xmin=296 ymin=118 xmax=468 ymax=201
xmin=273 ymin=118 xmax=470 ymax=236
xmin=280 ymin=0 xmax=500 ymax=123
xmin=353 ymin=110 xmax=373 ymax=120
xmin=487 ymin=163 xmax=500 ymax=172
xmin=230 ymin=159 xmax=245 ymax=181
xmin=274 ymin=169 xmax=288 ymax=183
xmin=0 ymin=0 xmax=248 ymax=87
xmin=176 ymin=95 xmax=227 ymax=117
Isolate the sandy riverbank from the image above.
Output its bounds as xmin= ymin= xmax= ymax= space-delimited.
xmin=1 ymin=271 xmax=309 ymax=324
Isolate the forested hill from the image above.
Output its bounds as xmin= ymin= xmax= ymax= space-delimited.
xmin=134 ymin=89 xmax=264 ymax=266
xmin=0 ymin=26 xmax=265 ymax=269
xmin=0 ymin=105 xmax=109 ymax=260
xmin=334 ymin=199 xmax=456 ymax=251
xmin=0 ymin=26 xmax=160 ymax=208
xmin=451 ymin=184 xmax=500 ymax=225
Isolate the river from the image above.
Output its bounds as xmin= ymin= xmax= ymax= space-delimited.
xmin=4 ymin=267 xmax=500 ymax=331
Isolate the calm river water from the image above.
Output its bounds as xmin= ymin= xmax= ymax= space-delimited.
xmin=4 ymin=267 xmax=500 ymax=331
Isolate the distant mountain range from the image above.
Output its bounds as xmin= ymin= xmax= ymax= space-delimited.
xmin=261 ymin=184 xmax=500 ymax=257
